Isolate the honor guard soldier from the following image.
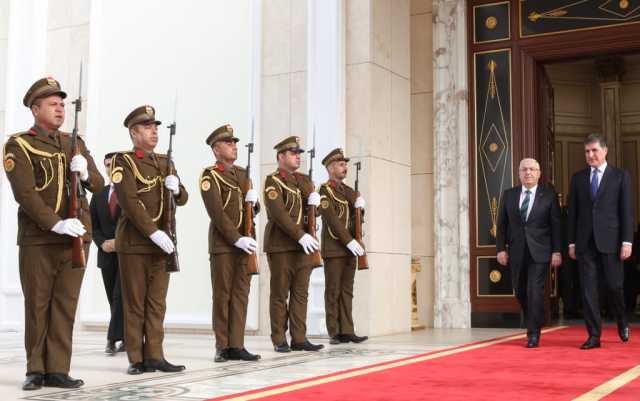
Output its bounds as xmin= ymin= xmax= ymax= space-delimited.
xmin=318 ymin=148 xmax=368 ymax=345
xmin=200 ymin=124 xmax=261 ymax=363
xmin=111 ymin=105 xmax=188 ymax=375
xmin=3 ymin=77 xmax=104 ymax=390
xmin=264 ymin=136 xmax=324 ymax=352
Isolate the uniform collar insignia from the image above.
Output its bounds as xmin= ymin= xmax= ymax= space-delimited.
xmin=278 ymin=168 xmax=288 ymax=178
xmin=134 ymin=149 xmax=145 ymax=159
xmin=215 ymin=162 xmax=225 ymax=172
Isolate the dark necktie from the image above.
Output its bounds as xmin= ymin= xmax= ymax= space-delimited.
xmin=109 ymin=190 xmax=119 ymax=219
xmin=591 ymin=168 xmax=599 ymax=199
xmin=520 ymin=190 xmax=531 ymax=222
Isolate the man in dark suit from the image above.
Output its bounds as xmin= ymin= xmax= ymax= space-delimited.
xmin=568 ymin=133 xmax=634 ymax=349
xmin=90 ymin=152 xmax=125 ymax=355
xmin=497 ymin=158 xmax=562 ymax=348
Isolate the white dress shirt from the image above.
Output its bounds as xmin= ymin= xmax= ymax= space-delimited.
xmin=519 ymin=185 xmax=537 ymax=221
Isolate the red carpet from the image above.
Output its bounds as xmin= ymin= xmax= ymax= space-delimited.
xmin=208 ymin=326 xmax=640 ymax=401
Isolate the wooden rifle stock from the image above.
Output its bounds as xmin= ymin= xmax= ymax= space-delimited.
xmin=307 ymin=202 xmax=323 ymax=267
xmin=69 ymin=151 xmax=86 ymax=269
xmin=164 ymin=122 xmax=180 ymax=273
xmin=243 ymin=181 xmax=259 ymax=275
xmin=354 ymin=191 xmax=368 ymax=270
xmin=69 ymin=62 xmax=85 ymax=269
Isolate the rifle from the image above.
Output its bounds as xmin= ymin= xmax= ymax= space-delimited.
xmin=69 ymin=62 xmax=86 ymax=269
xmin=306 ymin=127 xmax=323 ymax=268
xmin=354 ymin=161 xmax=369 ymax=270
xmin=244 ymin=119 xmax=259 ymax=275
xmin=164 ymin=97 xmax=180 ymax=273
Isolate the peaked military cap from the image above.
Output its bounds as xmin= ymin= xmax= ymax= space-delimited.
xmin=206 ymin=124 xmax=239 ymax=146
xmin=322 ymin=148 xmax=350 ymax=167
xmin=23 ymin=77 xmax=67 ymax=107
xmin=123 ymin=105 xmax=162 ymax=128
xmin=274 ymin=136 xmax=304 ymax=154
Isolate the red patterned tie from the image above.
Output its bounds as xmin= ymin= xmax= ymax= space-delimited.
xmin=109 ymin=190 xmax=119 ymax=219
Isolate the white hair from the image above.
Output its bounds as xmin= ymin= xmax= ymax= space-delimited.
xmin=519 ymin=158 xmax=540 ymax=170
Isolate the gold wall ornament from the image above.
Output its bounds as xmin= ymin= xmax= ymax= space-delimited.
xmin=489 ymin=143 xmax=499 ymax=152
xmin=485 ymin=16 xmax=498 ymax=29
xmin=620 ymin=0 xmax=629 ymax=10
xmin=488 ymin=60 xmax=498 ymax=99
xmin=489 ymin=197 xmax=498 ymax=238
xmin=489 ymin=269 xmax=502 ymax=283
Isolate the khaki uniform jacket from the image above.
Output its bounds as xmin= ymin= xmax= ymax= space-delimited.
xmin=318 ymin=181 xmax=358 ymax=258
xmin=263 ymin=169 xmax=314 ymax=253
xmin=111 ymin=149 xmax=188 ymax=254
xmin=200 ymin=162 xmax=260 ymax=254
xmin=3 ymin=125 xmax=104 ymax=245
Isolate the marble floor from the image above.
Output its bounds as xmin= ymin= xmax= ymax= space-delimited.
xmin=0 ymin=327 xmax=522 ymax=401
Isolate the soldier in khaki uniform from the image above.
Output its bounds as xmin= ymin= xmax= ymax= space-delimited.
xmin=200 ymin=124 xmax=261 ymax=363
xmin=264 ymin=136 xmax=324 ymax=352
xmin=3 ymin=78 xmax=104 ymax=390
xmin=111 ymin=105 xmax=188 ymax=375
xmin=318 ymin=148 xmax=368 ymax=345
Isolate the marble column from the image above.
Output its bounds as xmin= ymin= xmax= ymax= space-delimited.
xmin=345 ymin=0 xmax=412 ymax=336
xmin=432 ymin=0 xmax=470 ymax=328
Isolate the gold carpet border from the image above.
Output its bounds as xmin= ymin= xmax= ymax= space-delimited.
xmin=221 ymin=326 xmax=568 ymax=401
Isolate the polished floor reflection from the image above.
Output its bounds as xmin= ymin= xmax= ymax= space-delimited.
xmin=0 ymin=328 xmax=520 ymax=401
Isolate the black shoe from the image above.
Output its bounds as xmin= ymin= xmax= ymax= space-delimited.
xmin=291 ymin=339 xmax=324 ymax=351
xmin=43 ymin=373 xmax=84 ymax=388
xmin=526 ymin=335 xmax=540 ymax=348
xmin=127 ymin=362 xmax=145 ymax=375
xmin=105 ymin=340 xmax=116 ymax=356
xmin=343 ymin=334 xmax=368 ymax=343
xmin=214 ymin=348 xmax=228 ymax=363
xmin=143 ymin=358 xmax=186 ymax=373
xmin=274 ymin=343 xmax=291 ymax=353
xmin=618 ymin=324 xmax=630 ymax=343
xmin=22 ymin=373 xmax=43 ymax=391
xmin=227 ymin=348 xmax=261 ymax=361
xmin=580 ymin=337 xmax=601 ymax=350
xmin=329 ymin=335 xmax=342 ymax=345
xmin=116 ymin=341 xmax=126 ymax=352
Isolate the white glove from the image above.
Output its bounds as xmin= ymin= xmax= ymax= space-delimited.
xmin=346 ymin=239 xmax=365 ymax=256
xmin=245 ymin=189 xmax=258 ymax=204
xmin=308 ymin=192 xmax=321 ymax=207
xmin=234 ymin=236 xmax=258 ymax=254
xmin=298 ymin=233 xmax=320 ymax=255
xmin=70 ymin=154 xmax=89 ymax=181
xmin=354 ymin=196 xmax=365 ymax=209
xmin=51 ymin=218 xmax=86 ymax=237
xmin=149 ymin=230 xmax=175 ymax=254
xmin=164 ymin=175 xmax=180 ymax=195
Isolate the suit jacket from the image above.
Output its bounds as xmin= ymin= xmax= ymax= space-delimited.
xmin=90 ymin=185 xmax=120 ymax=268
xmin=567 ymin=165 xmax=634 ymax=254
xmin=496 ymin=184 xmax=562 ymax=266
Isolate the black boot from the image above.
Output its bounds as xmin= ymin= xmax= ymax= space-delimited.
xmin=105 ymin=340 xmax=116 ymax=356
xmin=214 ymin=348 xmax=228 ymax=363
xmin=227 ymin=348 xmax=261 ymax=361
xmin=291 ymin=339 xmax=324 ymax=351
xmin=22 ymin=373 xmax=43 ymax=391
xmin=329 ymin=335 xmax=343 ymax=345
xmin=274 ymin=343 xmax=291 ymax=353
xmin=43 ymin=373 xmax=84 ymax=388
xmin=127 ymin=362 xmax=145 ymax=375
xmin=143 ymin=358 xmax=186 ymax=372
xmin=343 ymin=334 xmax=368 ymax=343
